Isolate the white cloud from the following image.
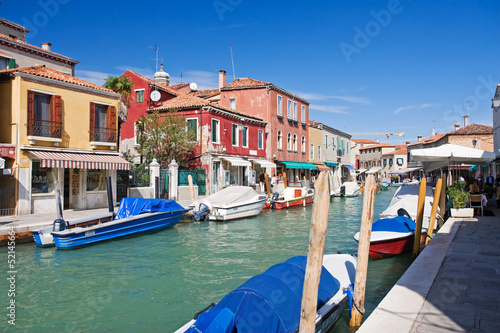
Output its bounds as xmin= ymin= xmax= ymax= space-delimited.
xmin=293 ymin=91 xmax=371 ymax=104
xmin=310 ymin=105 xmax=349 ymax=114
xmin=394 ymin=103 xmax=438 ymax=114
xmin=169 ymin=70 xmax=218 ymax=90
xmin=76 ymin=70 xmax=112 ymax=86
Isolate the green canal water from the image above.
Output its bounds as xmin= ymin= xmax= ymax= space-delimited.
xmin=1 ymin=186 xmax=412 ymax=333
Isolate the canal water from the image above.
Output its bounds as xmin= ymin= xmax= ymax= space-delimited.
xmin=1 ymin=186 xmax=412 ymax=333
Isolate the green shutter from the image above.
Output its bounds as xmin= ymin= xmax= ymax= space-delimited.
xmin=8 ymin=58 xmax=15 ymax=69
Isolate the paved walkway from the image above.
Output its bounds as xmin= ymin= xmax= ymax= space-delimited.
xmin=357 ymin=200 xmax=500 ymax=333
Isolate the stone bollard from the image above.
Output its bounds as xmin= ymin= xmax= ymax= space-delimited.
xmin=169 ymin=159 xmax=179 ymax=201
xmin=149 ymin=158 xmax=160 ymax=199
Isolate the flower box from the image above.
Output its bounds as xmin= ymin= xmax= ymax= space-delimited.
xmin=450 ymin=208 xmax=473 ymax=218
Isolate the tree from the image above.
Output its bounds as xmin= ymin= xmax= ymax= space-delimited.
xmin=103 ymin=75 xmax=134 ymax=123
xmin=136 ymin=110 xmax=197 ymax=168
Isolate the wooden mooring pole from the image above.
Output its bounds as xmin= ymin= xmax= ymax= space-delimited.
xmin=187 ymin=175 xmax=195 ymax=204
xmin=264 ymin=173 xmax=271 ymax=198
xmin=413 ymin=178 xmax=427 ymax=258
xmin=426 ymin=178 xmax=442 ymax=245
xmin=349 ymin=174 xmax=377 ymax=327
xmin=298 ymin=171 xmax=330 ymax=333
xmin=438 ymin=174 xmax=447 ymax=228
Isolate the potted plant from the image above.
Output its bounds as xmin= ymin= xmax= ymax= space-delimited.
xmin=448 ymin=180 xmax=473 ymax=218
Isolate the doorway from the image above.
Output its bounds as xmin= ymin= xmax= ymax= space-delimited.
xmin=63 ymin=168 xmax=70 ymax=209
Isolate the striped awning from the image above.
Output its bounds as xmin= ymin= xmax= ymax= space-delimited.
xmin=29 ymin=151 xmax=130 ymax=170
xmin=314 ymin=164 xmax=331 ymax=171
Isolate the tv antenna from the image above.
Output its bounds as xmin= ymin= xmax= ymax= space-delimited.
xmin=229 ymin=44 xmax=236 ymax=81
xmin=150 ymin=45 xmax=160 ymax=72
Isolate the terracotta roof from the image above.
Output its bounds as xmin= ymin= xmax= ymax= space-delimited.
xmin=352 ymin=138 xmax=379 ymax=144
xmin=149 ymin=94 xmax=263 ymax=122
xmin=222 ymin=77 xmax=271 ymax=89
xmin=189 ymin=88 xmax=220 ymax=99
xmin=170 ymin=83 xmax=190 ymax=90
xmin=123 ymin=70 xmax=181 ymax=96
xmin=359 ymin=143 xmax=395 ymax=150
xmin=0 ymin=65 xmax=115 ymax=93
xmin=407 ymin=133 xmax=446 ymax=147
xmin=383 ymin=145 xmax=407 ymax=156
xmin=448 ymin=124 xmax=493 ymax=135
xmin=0 ymin=32 xmax=78 ymax=64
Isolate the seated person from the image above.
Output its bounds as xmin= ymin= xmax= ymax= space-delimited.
xmin=469 ymin=181 xmax=480 ymax=194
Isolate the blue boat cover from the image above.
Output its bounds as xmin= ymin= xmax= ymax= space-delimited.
xmin=114 ymin=198 xmax=184 ymax=220
xmin=186 ymin=256 xmax=340 ymax=333
xmin=371 ymin=216 xmax=415 ymax=233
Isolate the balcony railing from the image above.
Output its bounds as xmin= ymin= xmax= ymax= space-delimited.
xmin=27 ymin=119 xmax=62 ymax=138
xmin=90 ymin=127 xmax=116 ymax=143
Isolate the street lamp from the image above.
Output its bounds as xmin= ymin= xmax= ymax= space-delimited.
xmin=492 ymin=98 xmax=500 ymax=109
xmin=472 ymin=139 xmax=477 ymax=148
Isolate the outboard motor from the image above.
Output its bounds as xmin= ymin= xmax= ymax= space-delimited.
xmin=53 ymin=218 xmax=68 ymax=232
xmin=193 ymin=201 xmax=212 ymax=221
xmin=270 ymin=192 xmax=279 ymax=209
xmin=340 ymin=185 xmax=346 ymax=197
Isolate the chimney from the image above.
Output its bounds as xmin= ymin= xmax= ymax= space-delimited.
xmin=463 ymin=114 xmax=469 ymax=127
xmin=406 ymin=141 xmax=410 ymax=145
xmin=417 ymin=136 xmax=422 ymax=142
xmin=219 ymin=70 xmax=226 ymax=88
xmin=41 ymin=42 xmax=52 ymax=51
xmin=454 ymin=123 xmax=460 ymax=131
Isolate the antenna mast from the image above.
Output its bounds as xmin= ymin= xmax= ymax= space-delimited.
xmin=151 ymin=46 xmax=159 ymax=72
xmin=230 ymin=44 xmax=236 ymax=81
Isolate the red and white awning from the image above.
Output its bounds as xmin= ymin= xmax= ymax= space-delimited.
xmin=29 ymin=151 xmax=130 ymax=170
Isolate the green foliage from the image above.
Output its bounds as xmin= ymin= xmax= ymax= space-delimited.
xmin=447 ymin=180 xmax=469 ymax=209
xmin=103 ymin=76 xmax=134 ymax=105
xmin=136 ymin=110 xmax=197 ymax=168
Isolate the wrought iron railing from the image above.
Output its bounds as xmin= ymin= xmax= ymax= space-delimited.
xmin=90 ymin=127 xmax=116 ymax=143
xmin=27 ymin=119 xmax=62 ymax=138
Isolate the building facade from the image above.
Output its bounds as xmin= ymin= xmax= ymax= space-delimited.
xmin=0 ymin=65 xmax=128 ymax=215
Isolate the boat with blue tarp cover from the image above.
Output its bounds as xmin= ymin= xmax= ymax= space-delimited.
xmin=175 ymin=254 xmax=357 ymax=333
xmin=353 ymin=215 xmax=427 ymax=260
xmin=51 ymin=198 xmax=189 ymax=250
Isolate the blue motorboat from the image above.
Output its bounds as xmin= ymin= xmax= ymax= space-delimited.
xmin=175 ymin=254 xmax=357 ymax=333
xmin=51 ymin=198 xmax=189 ymax=250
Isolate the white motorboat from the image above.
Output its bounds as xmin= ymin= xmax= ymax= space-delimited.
xmin=192 ymin=186 xmax=267 ymax=221
xmin=332 ymin=181 xmax=360 ymax=197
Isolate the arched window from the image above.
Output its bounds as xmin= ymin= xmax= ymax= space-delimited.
xmin=301 ymin=136 xmax=306 ymax=153
xmin=287 ymin=132 xmax=292 ymax=151
xmin=277 ymin=130 xmax=282 ymax=150
xmin=293 ymin=134 xmax=297 ymax=152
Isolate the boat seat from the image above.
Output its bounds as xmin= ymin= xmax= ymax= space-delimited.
xmin=469 ymin=194 xmax=483 ymax=216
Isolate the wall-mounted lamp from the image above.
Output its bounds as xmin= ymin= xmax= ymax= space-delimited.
xmin=472 ymin=139 xmax=477 ymax=147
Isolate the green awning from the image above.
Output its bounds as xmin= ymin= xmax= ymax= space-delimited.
xmin=325 ymin=162 xmax=338 ymax=167
xmin=469 ymin=165 xmax=477 ymax=171
xmin=279 ymin=161 xmax=318 ymax=170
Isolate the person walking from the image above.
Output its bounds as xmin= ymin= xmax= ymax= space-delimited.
xmin=259 ymin=173 xmax=265 ymax=192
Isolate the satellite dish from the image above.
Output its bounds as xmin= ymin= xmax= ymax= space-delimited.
xmin=190 ymin=82 xmax=198 ymax=91
xmin=150 ymin=90 xmax=161 ymax=102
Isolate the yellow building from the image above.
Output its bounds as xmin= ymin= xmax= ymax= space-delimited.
xmin=0 ymin=65 xmax=129 ymax=215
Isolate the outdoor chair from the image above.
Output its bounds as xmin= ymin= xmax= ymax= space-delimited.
xmin=469 ymin=194 xmax=483 ymax=216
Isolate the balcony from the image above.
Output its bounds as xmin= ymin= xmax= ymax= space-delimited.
xmin=27 ymin=119 xmax=62 ymax=146
xmin=90 ymin=127 xmax=117 ymax=149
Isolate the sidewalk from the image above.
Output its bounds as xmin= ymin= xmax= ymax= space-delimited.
xmin=0 ymin=199 xmax=197 ymax=244
xmin=357 ymin=199 xmax=500 ymax=333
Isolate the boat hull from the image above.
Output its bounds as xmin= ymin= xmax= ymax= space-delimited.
xmin=52 ymin=209 xmax=188 ymax=250
xmin=273 ymin=195 xmax=314 ymax=209
xmin=358 ymin=232 xmax=427 ymax=260
xmin=210 ymin=198 xmax=267 ymax=221
xmin=32 ymin=226 xmax=55 ymax=247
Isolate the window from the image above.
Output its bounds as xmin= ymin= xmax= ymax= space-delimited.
xmin=31 ymin=162 xmax=56 ymax=194
xmin=90 ymin=102 xmax=116 ymax=143
xmin=301 ymin=105 xmax=306 ymax=124
xmin=318 ymin=145 xmax=321 ymax=161
xmin=293 ymin=102 xmax=297 ymax=120
xmin=383 ymin=159 xmax=387 ymax=167
xmin=293 ymin=134 xmax=297 ymax=152
xmin=232 ymin=124 xmax=238 ymax=146
xmin=27 ymin=91 xmax=62 ymax=139
xmin=277 ymin=130 xmax=282 ymax=150
xmin=332 ymin=137 xmax=335 ymax=151
xmin=287 ymin=99 xmax=292 ymax=119
xmin=311 ymin=144 xmax=314 ymax=160
xmin=389 ymin=158 xmax=393 ymax=166
xmin=229 ymin=98 xmax=236 ymax=109
xmin=325 ymin=135 xmax=328 ymax=149
xmin=258 ymin=129 xmax=264 ymax=149
xmin=135 ymin=89 xmax=144 ymax=103
xmin=301 ymin=136 xmax=306 ymax=153
xmin=87 ymin=169 xmax=107 ymax=191
xmin=397 ymin=158 xmax=404 ymax=166
xmin=277 ymin=95 xmax=283 ymax=117
xmin=242 ymin=126 xmax=248 ymax=147
xmin=287 ymin=132 xmax=292 ymax=151
xmin=346 ymin=141 xmax=349 ymax=154
xmin=212 ymin=119 xmax=220 ymax=143
xmin=186 ymin=118 xmax=198 ymax=141
xmin=0 ymin=57 xmax=7 ymax=70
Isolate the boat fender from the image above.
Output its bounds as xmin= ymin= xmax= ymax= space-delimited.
xmin=53 ymin=218 xmax=68 ymax=232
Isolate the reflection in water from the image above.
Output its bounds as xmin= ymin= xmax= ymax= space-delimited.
xmin=0 ymin=187 xmax=411 ymax=332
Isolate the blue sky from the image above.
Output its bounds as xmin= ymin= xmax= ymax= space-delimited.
xmin=3 ymin=0 xmax=499 ymax=144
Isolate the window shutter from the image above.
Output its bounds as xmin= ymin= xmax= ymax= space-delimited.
xmin=51 ymin=95 xmax=62 ymax=137
xmin=27 ymin=90 xmax=35 ymax=135
xmin=108 ymin=106 xmax=116 ymax=129
xmin=89 ymin=102 xmax=95 ymax=141
xmin=8 ymin=58 xmax=15 ymax=69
